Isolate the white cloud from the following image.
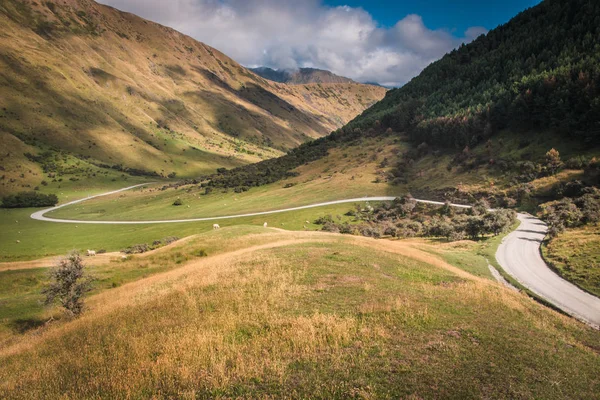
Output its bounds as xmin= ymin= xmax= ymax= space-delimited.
xmin=99 ymin=0 xmax=487 ymax=87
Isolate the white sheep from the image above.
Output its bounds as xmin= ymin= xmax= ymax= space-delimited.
xmin=87 ymin=249 xmax=96 ymax=256
xmin=213 ymin=223 xmax=220 ymax=229
xmin=263 ymin=222 xmax=268 ymax=228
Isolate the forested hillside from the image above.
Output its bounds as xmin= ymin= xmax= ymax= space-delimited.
xmin=202 ymin=0 xmax=600 ymax=192
xmin=351 ymin=0 xmax=600 ymax=148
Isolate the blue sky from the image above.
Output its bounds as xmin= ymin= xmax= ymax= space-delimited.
xmin=100 ymin=0 xmax=543 ymax=86
xmin=325 ymin=0 xmax=541 ymax=33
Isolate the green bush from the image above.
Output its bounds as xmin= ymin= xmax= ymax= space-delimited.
xmin=172 ymin=199 xmax=183 ymax=206
xmin=1 ymin=192 xmax=59 ymax=208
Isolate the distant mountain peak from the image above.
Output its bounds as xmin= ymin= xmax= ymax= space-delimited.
xmin=250 ymin=67 xmax=356 ymax=85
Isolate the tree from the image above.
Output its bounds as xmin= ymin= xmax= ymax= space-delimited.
xmin=43 ymin=252 xmax=94 ymax=317
xmin=545 ymin=148 xmax=562 ymax=175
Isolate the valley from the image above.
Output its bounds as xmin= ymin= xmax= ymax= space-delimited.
xmin=0 ymin=0 xmax=599 ymax=398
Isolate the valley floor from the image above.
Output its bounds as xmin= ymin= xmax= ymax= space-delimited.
xmin=1 ymin=227 xmax=599 ymax=399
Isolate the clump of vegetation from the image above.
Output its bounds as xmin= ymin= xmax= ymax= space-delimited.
xmin=316 ymin=197 xmax=517 ymax=241
xmin=1 ymin=191 xmax=58 ymax=208
xmin=121 ymin=236 xmax=180 ymax=254
xmin=539 ymin=187 xmax=600 ymax=237
xmin=42 ymin=252 xmax=94 ymax=317
xmin=172 ymin=198 xmax=183 ymax=206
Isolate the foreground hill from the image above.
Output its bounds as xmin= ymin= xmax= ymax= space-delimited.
xmin=0 ymin=0 xmax=386 ymax=195
xmin=56 ymin=0 xmax=600 ymax=295
xmin=250 ymin=67 xmax=356 ymax=85
xmin=1 ymin=227 xmax=599 ymax=398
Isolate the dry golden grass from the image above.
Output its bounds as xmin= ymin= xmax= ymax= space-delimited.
xmin=1 ymin=228 xmax=598 ymax=398
xmin=543 ymin=223 xmax=600 ymax=297
xmin=0 ymin=0 xmax=386 ymax=194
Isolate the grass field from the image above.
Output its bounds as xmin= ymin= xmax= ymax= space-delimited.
xmin=46 ymin=137 xmax=404 ymax=221
xmin=543 ymin=224 xmax=600 ymax=298
xmin=1 ymin=228 xmax=598 ymax=398
xmin=0 ymin=201 xmax=369 ymax=262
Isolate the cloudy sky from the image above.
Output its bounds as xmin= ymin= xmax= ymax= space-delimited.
xmin=98 ymin=0 xmax=540 ymax=87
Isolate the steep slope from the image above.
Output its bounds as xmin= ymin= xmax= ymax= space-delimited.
xmin=250 ymin=67 xmax=356 ymax=85
xmin=195 ymin=0 xmax=600 ymax=198
xmin=0 ymin=0 xmax=386 ymax=195
xmin=349 ymin=0 xmax=600 ymax=147
xmin=44 ymin=0 xmax=600 ymax=224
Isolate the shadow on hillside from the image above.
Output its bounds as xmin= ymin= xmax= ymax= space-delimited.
xmin=191 ymin=67 xmax=327 ymax=128
xmin=182 ymin=86 xmax=312 ymax=148
xmin=9 ymin=318 xmax=46 ymax=334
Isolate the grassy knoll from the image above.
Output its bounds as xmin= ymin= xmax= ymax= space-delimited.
xmin=542 ymin=224 xmax=600 ymax=298
xmin=0 ymin=229 xmax=598 ymax=398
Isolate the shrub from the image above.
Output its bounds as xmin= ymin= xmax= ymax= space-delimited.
xmin=321 ymin=222 xmax=340 ymax=233
xmin=162 ymin=236 xmax=180 ymax=245
xmin=193 ymin=249 xmax=208 ymax=257
xmin=122 ymin=244 xmax=150 ymax=254
xmin=42 ymin=252 xmax=94 ymax=317
xmin=565 ymin=156 xmax=588 ymax=169
xmin=545 ymin=148 xmax=562 ymax=175
xmin=172 ymin=198 xmax=183 ymax=206
xmin=1 ymin=191 xmax=59 ymax=208
xmin=314 ymin=215 xmax=335 ymax=225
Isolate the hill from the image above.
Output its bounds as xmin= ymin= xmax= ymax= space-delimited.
xmin=1 ymin=227 xmax=599 ymax=398
xmin=250 ymin=66 xmax=356 ymax=85
xmin=184 ymin=0 xmax=600 ymax=200
xmin=0 ymin=0 xmax=386 ymax=195
xmin=58 ymin=0 xmax=600 ymax=295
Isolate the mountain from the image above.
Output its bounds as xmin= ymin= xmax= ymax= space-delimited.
xmin=0 ymin=0 xmax=386 ymax=195
xmin=200 ymin=0 xmax=600 ymax=202
xmin=349 ymin=0 xmax=600 ymax=147
xmin=250 ymin=67 xmax=356 ymax=85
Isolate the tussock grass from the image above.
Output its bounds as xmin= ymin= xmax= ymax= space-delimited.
xmin=0 ymin=229 xmax=598 ymax=398
xmin=543 ymin=224 xmax=600 ymax=297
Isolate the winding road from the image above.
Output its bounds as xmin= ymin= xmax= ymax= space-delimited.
xmin=497 ymin=214 xmax=600 ymax=328
xmin=30 ymin=183 xmax=469 ymax=224
xmin=31 ymin=184 xmax=600 ymax=327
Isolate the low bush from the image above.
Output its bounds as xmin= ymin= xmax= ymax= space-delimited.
xmin=315 ymin=196 xmax=516 ymax=242
xmin=1 ymin=191 xmax=59 ymax=208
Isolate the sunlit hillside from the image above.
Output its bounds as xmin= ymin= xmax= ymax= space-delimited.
xmin=0 ymin=0 xmax=386 ymax=195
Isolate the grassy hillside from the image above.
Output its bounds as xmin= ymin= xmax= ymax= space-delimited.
xmin=178 ymin=0 xmax=600 ymax=200
xmin=1 ymin=228 xmax=599 ymax=398
xmin=543 ymin=223 xmax=600 ymax=298
xmin=0 ymin=0 xmax=385 ymax=196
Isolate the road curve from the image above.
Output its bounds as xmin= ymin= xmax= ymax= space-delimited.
xmin=31 ymin=184 xmax=600 ymax=326
xmin=30 ymin=183 xmax=470 ymax=225
xmin=497 ymin=213 xmax=600 ymax=328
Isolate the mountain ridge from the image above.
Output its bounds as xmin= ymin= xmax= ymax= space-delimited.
xmin=250 ymin=66 xmax=357 ymax=85
xmin=0 ymin=0 xmax=386 ymax=195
